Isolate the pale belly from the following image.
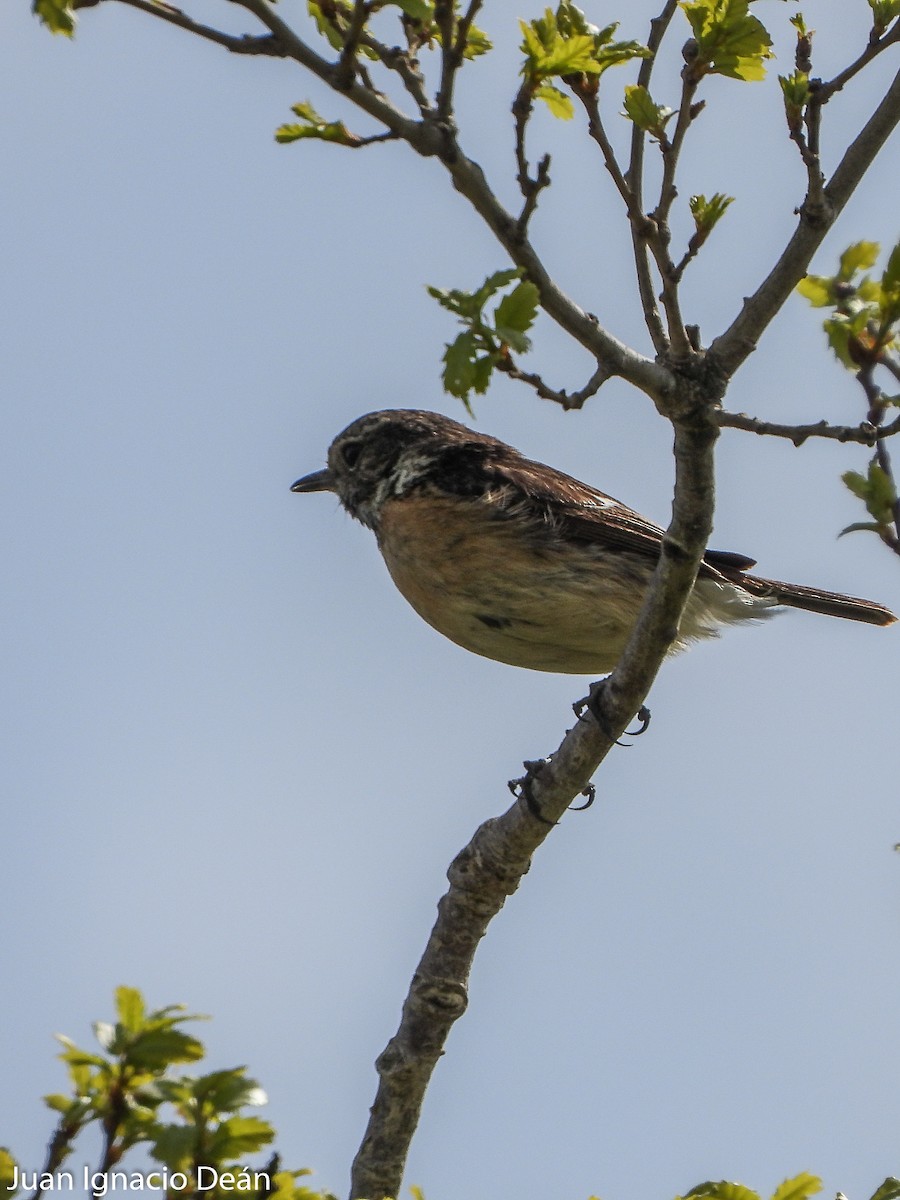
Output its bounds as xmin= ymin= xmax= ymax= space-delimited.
xmin=376 ymin=496 xmax=662 ymax=674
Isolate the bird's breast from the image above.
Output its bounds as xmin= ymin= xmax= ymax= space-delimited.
xmin=374 ymin=493 xmax=656 ymax=673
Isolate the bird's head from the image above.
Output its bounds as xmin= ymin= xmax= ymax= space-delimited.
xmin=291 ymin=409 xmax=503 ymax=530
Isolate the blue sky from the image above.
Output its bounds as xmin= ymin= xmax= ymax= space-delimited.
xmin=3 ymin=2 xmax=899 ymax=1198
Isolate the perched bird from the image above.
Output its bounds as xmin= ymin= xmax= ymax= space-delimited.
xmin=291 ymin=409 xmax=895 ymax=674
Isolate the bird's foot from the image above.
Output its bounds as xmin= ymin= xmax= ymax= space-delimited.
xmin=573 ymin=679 xmax=651 ymax=745
xmin=508 ymin=758 xmax=597 ymax=824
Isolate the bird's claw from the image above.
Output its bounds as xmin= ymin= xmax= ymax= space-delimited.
xmin=509 ymin=758 xmax=556 ymax=825
xmin=509 ymin=760 xmax=597 ymax=822
xmin=574 ymin=680 xmax=652 ymax=745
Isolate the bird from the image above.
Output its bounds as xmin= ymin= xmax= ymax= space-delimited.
xmin=291 ymin=409 xmax=895 ymax=675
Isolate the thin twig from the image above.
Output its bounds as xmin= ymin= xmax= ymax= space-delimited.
xmin=435 ymin=0 xmax=483 ymax=120
xmin=626 ymin=0 xmax=679 ymax=354
xmin=710 ymin=63 xmax=900 ymax=378
xmin=818 ymin=19 xmax=900 ymax=102
xmin=576 ymin=90 xmax=637 ymax=213
xmin=715 ymin=409 xmax=900 ymax=446
xmin=786 ymin=80 xmax=826 ymax=214
xmin=335 ymin=0 xmax=371 ymax=89
xmin=880 ymin=353 xmax=900 ymax=388
xmin=494 ymin=358 xmax=610 ymax=409
xmin=857 ymin=366 xmax=900 ymax=554
xmin=111 ymin=0 xmax=287 ymax=55
xmin=648 ymin=66 xmax=699 ymax=359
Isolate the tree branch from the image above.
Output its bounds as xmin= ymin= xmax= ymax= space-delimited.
xmin=494 ymin=358 xmax=609 ymax=410
xmin=715 ymin=409 xmax=900 ymax=446
xmin=709 ymin=63 xmax=900 ymax=378
xmin=109 ymin=0 xmax=287 ymax=55
xmin=626 ymin=0 xmax=680 ymax=356
xmin=349 ymin=394 xmax=720 ymax=1200
xmin=817 ymin=18 xmax=900 ymax=103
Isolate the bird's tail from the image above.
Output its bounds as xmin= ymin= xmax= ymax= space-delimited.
xmin=738 ymin=574 xmax=896 ymax=627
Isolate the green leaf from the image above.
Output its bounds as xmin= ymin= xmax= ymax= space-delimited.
xmin=115 ymin=986 xmax=146 ymax=1034
xmin=789 ymin=13 xmax=809 ymax=37
xmin=868 ymin=0 xmax=900 ymax=35
xmin=689 ymin=192 xmax=733 ymax=239
xmin=839 ymin=240 xmax=880 ymax=280
xmin=680 ymin=0 xmax=773 ymax=81
xmin=838 ymin=520 xmax=886 ymax=538
xmin=0 ymin=1150 xmax=19 ymax=1197
xmin=770 ymin=1175 xmax=823 ymax=1200
xmin=869 ymin=1177 xmax=900 ymax=1200
xmin=796 ymin=275 xmax=832 ymax=307
xmin=191 ymin=1068 xmax=267 ymax=1114
xmin=307 ymin=0 xmax=349 ymax=50
xmin=275 ymin=102 xmax=361 ymax=147
xmin=127 ymin=1028 xmax=205 ymax=1070
xmin=461 ymin=22 xmax=492 ymax=58
xmin=494 ymin=280 xmax=539 ymax=352
xmin=683 ymin=1183 xmax=761 ymax=1200
xmin=534 ymin=81 xmax=575 ymax=118
xmin=208 ymin=1115 xmax=275 ymax=1160
xmin=842 ymin=462 xmax=897 ymax=525
xmin=148 ymin=1123 xmax=197 ymax=1171
xmin=33 ymin=0 xmax=76 ymax=35
xmin=779 ymin=69 xmax=809 ymax=131
xmin=520 ymin=18 xmax=603 ymax=80
xmin=442 ymin=331 xmax=481 ymax=399
xmin=393 ymin=0 xmax=433 ymax=20
xmin=622 ymin=84 xmax=674 ymax=134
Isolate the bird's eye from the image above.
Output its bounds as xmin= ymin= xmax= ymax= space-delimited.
xmin=340 ymin=441 xmax=362 ymax=469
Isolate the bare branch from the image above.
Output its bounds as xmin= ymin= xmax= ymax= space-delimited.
xmin=818 ymin=19 xmax=900 ymax=102
xmin=710 ymin=63 xmax=900 ymax=378
xmin=714 ymin=409 xmax=900 ymax=446
xmin=626 ymin=0 xmax=680 ymax=355
xmin=511 ymin=82 xmax=552 ymax=235
xmin=576 ymin=89 xmax=637 ymax=213
xmin=350 ymin=394 xmax=720 ymax=1200
xmin=335 ymin=0 xmax=371 ymax=89
xmin=857 ymin=366 xmax=900 ymax=555
xmin=494 ymin=358 xmax=610 ymax=409
xmin=787 ymin=83 xmax=826 ymax=210
xmin=227 ymin=0 xmax=434 ymax=143
xmin=110 ymin=0 xmax=286 ymax=55
xmin=648 ymin=67 xmax=700 ymax=359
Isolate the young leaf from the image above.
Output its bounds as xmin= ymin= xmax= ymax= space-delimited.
xmin=796 ymin=275 xmax=832 ymax=307
xmin=779 ymin=69 xmax=809 ymax=134
xmin=689 ymin=192 xmax=733 ymax=240
xmin=0 ymin=1151 xmax=17 ymax=1195
xmin=494 ymin=280 xmax=540 ymax=352
xmin=838 ymin=240 xmax=880 ymax=280
xmin=115 ymin=985 xmax=146 ymax=1034
xmin=680 ymin=0 xmax=774 ymax=81
xmin=208 ymin=1114 xmax=275 ymax=1159
xmin=868 ymin=0 xmax=900 ymax=36
xmin=683 ymin=1182 xmax=761 ymax=1200
xmin=842 ymin=461 xmax=897 ymax=525
xmin=32 ymin=0 xmax=76 ymax=35
xmin=869 ymin=1178 xmax=900 ymax=1200
xmin=392 ymin=0 xmax=433 ymax=21
xmin=622 ymin=85 xmax=674 ymax=135
xmin=275 ymin=102 xmax=362 ymax=147
xmin=442 ymin=331 xmax=481 ymax=399
xmin=770 ymin=1175 xmax=824 ymax=1200
xmin=534 ymin=81 xmax=575 ymax=119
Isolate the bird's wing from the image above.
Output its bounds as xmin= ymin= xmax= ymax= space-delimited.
xmin=487 ymin=455 xmax=758 ymax=575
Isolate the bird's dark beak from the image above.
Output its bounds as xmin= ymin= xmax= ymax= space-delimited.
xmin=290 ymin=468 xmax=336 ymax=494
